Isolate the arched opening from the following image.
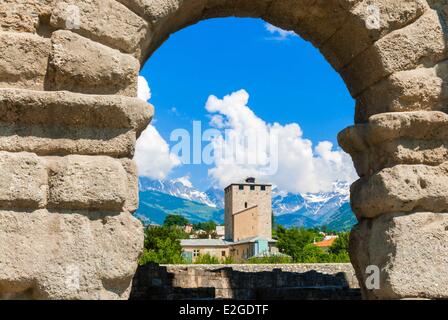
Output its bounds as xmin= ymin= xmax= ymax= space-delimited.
xmin=135 ymin=15 xmax=357 ymax=245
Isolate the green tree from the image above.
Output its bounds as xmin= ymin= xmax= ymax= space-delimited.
xmin=300 ymin=244 xmax=329 ymax=263
xmin=163 ymin=214 xmax=189 ymax=228
xmin=246 ymin=254 xmax=292 ymax=264
xmin=194 ymin=253 xmax=220 ymax=264
xmin=275 ymin=226 xmax=323 ymax=262
xmin=222 ymin=256 xmax=235 ymax=264
xmin=327 ymin=231 xmax=350 ymax=262
xmin=329 ymin=232 xmax=350 ymax=255
xmin=139 ymin=225 xmax=187 ymax=265
xmin=274 ymin=226 xmax=351 ymax=263
xmin=193 ymin=221 xmax=217 ymax=233
xmin=196 ymin=231 xmax=219 ymax=239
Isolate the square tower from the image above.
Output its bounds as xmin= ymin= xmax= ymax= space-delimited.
xmin=224 ymin=177 xmax=272 ymax=241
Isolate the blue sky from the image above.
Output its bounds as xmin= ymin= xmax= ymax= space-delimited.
xmin=136 ymin=18 xmax=356 ymax=192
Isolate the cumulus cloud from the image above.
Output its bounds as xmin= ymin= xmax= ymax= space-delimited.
xmin=205 ymin=90 xmax=358 ymax=194
xmin=265 ymin=23 xmax=297 ymax=41
xmin=137 ymin=76 xmax=151 ymax=101
xmin=134 ymin=76 xmax=180 ymax=179
xmin=134 ymin=125 xmax=181 ymax=179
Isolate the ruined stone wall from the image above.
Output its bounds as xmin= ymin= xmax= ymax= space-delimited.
xmin=1 ymin=0 xmax=448 ymax=300
xmin=130 ymin=263 xmax=361 ymax=300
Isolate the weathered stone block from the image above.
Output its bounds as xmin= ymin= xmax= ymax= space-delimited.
xmin=351 ymin=162 xmax=448 ymax=219
xmin=0 ymin=0 xmax=53 ymax=33
xmin=266 ymin=0 xmax=348 ymax=47
xmin=356 ymin=61 xmax=448 ymax=122
xmin=49 ymin=0 xmax=150 ymax=58
xmin=0 ymin=210 xmax=143 ymax=300
xmin=48 ymin=31 xmax=139 ymax=96
xmin=350 ymin=212 xmax=448 ymax=299
xmin=0 ymin=152 xmax=48 ymax=209
xmin=120 ymin=158 xmax=139 ymax=213
xmin=342 ymin=9 xmax=446 ymax=96
xmin=321 ymin=0 xmax=428 ymax=71
xmin=0 ymin=32 xmax=50 ymax=90
xmin=339 ymin=111 xmax=448 ymax=176
xmin=0 ymin=88 xmax=153 ymax=135
xmin=0 ymin=125 xmax=137 ymax=158
xmin=48 ymin=155 xmax=129 ymax=211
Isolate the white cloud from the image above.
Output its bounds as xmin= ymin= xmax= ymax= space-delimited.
xmin=134 ymin=76 xmax=180 ymax=179
xmin=134 ymin=125 xmax=181 ymax=180
xmin=205 ymin=90 xmax=358 ymax=194
xmin=265 ymin=23 xmax=296 ymax=40
xmin=137 ymin=76 xmax=151 ymax=101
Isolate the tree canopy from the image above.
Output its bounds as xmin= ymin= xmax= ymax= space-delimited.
xmin=163 ymin=214 xmax=189 ymax=227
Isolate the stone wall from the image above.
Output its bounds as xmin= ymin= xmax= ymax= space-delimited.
xmin=2 ymin=0 xmax=448 ymax=300
xmin=130 ymin=263 xmax=361 ymax=300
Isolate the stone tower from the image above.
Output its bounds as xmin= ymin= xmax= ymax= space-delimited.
xmin=224 ymin=178 xmax=272 ymax=241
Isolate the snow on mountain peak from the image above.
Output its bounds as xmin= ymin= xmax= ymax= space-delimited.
xmin=171 ymin=176 xmax=193 ymax=188
xmin=139 ymin=177 xmax=352 ymax=227
xmin=139 ymin=177 xmax=218 ymax=208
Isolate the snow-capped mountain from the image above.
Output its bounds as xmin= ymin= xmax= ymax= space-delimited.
xmin=273 ymin=181 xmax=350 ymax=218
xmin=271 ymin=181 xmax=354 ymax=229
xmin=137 ymin=177 xmax=355 ymax=231
xmin=139 ymin=177 xmax=218 ymax=208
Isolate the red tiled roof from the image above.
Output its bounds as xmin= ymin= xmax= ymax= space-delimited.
xmin=314 ymin=237 xmax=337 ymax=248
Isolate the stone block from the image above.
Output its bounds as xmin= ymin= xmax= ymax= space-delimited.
xmin=0 ymin=88 xmax=153 ymax=135
xmin=0 ymin=32 xmax=50 ymax=90
xmin=0 ymin=0 xmax=53 ymax=33
xmin=321 ymin=0 xmax=428 ymax=70
xmin=350 ymin=212 xmax=448 ymax=299
xmin=49 ymin=0 xmax=149 ymax=58
xmin=341 ymin=9 xmax=446 ymax=96
xmin=351 ymin=162 xmax=448 ymax=219
xmin=120 ymin=159 xmax=139 ymax=213
xmin=0 ymin=125 xmax=136 ymax=158
xmin=0 ymin=209 xmax=143 ymax=299
xmin=48 ymin=31 xmax=139 ymax=96
xmin=339 ymin=111 xmax=448 ymax=176
xmin=266 ymin=0 xmax=348 ymax=47
xmin=356 ymin=61 xmax=448 ymax=122
xmin=0 ymin=152 xmax=48 ymax=209
xmin=47 ymin=155 xmax=129 ymax=211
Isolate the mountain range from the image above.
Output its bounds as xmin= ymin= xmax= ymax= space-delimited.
xmin=136 ymin=177 xmax=357 ymax=231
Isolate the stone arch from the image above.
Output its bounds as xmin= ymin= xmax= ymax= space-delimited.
xmin=1 ymin=0 xmax=448 ymax=299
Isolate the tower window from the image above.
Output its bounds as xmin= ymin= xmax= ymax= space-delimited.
xmin=245 ymin=202 xmax=248 ymax=208
xmin=250 ymin=185 xmax=255 ymax=191
xmin=239 ymin=185 xmax=244 ymax=190
xmin=261 ymin=186 xmax=266 ymax=191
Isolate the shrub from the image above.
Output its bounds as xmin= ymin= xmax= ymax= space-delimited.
xmin=246 ymin=254 xmax=293 ymax=264
xmin=138 ymin=225 xmax=186 ymax=265
xmin=194 ymin=253 xmax=220 ymax=264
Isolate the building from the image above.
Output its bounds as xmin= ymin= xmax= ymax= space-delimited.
xmin=215 ymin=225 xmax=225 ymax=239
xmin=183 ymin=224 xmax=193 ymax=234
xmin=181 ymin=177 xmax=277 ymax=262
xmin=313 ymin=235 xmax=338 ymax=251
